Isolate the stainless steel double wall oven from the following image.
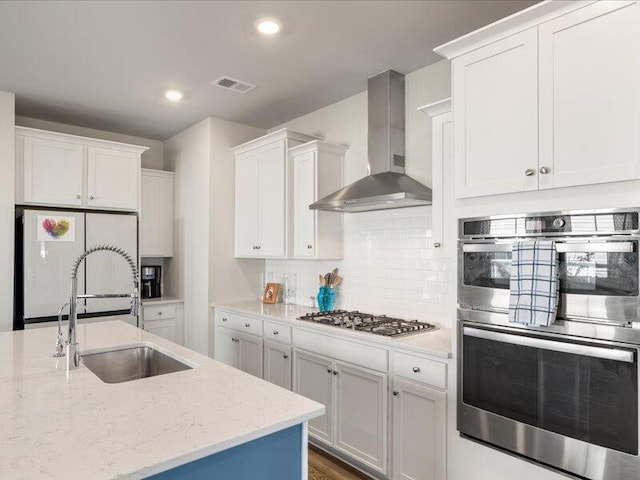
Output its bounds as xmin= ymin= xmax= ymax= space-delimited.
xmin=457 ymin=208 xmax=640 ymax=480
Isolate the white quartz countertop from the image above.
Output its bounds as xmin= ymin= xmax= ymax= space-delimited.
xmin=213 ymin=301 xmax=452 ymax=359
xmin=0 ymin=322 xmax=323 ymax=479
xmin=141 ymin=296 xmax=183 ymax=305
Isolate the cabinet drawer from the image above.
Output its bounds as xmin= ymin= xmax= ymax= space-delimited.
xmin=144 ymin=305 xmax=176 ymax=321
xmin=392 ymin=351 xmax=446 ymax=390
xmin=216 ymin=310 xmax=263 ymax=336
xmin=264 ymin=321 xmax=291 ymax=344
xmin=295 ymin=329 xmax=388 ymax=372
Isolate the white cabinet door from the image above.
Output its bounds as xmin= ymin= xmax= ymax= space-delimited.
xmin=87 ymin=146 xmax=139 ymax=211
xmin=453 ymin=27 xmax=538 ymax=198
xmin=84 ymin=213 xmax=138 ymax=313
xmin=140 ymin=170 xmax=174 ymax=257
xmin=143 ymin=318 xmax=176 ymax=343
xmin=238 ymin=331 xmax=263 ymax=378
xmin=293 ymin=150 xmax=316 ymax=258
xmin=294 ymin=349 xmax=334 ymax=443
xmin=22 ymin=136 xmax=84 ymax=206
xmin=214 ymin=326 xmax=239 ymax=369
xmin=538 ymin=1 xmax=640 ymax=189
xmin=335 ymin=361 xmax=388 ymax=474
xmin=263 ymin=339 xmax=292 ymax=390
xmin=257 ymin=140 xmax=286 ymax=257
xmin=235 ymin=151 xmax=260 ymax=257
xmin=392 ymin=378 xmax=446 ymax=480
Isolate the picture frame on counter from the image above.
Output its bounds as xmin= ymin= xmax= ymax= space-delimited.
xmin=262 ymin=283 xmax=280 ymax=304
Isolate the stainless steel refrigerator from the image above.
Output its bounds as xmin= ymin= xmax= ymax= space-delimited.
xmin=14 ymin=208 xmax=138 ymax=329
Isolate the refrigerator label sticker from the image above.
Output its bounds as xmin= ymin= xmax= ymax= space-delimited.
xmin=37 ymin=216 xmax=75 ymax=242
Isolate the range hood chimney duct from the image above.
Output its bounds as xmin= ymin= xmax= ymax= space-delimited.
xmin=310 ymin=69 xmax=432 ymax=213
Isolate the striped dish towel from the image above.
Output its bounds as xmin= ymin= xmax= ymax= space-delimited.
xmin=508 ymin=240 xmax=559 ymax=327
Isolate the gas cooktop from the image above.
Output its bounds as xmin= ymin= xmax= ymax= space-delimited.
xmin=297 ymin=310 xmax=436 ymax=337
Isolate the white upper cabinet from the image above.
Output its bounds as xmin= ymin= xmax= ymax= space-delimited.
xmin=290 ymin=141 xmax=346 ymax=259
xmin=233 ymin=128 xmax=317 ymax=258
xmin=140 ymin=169 xmax=175 ymax=257
xmin=538 ymin=1 xmax=640 ymax=189
xmin=436 ymin=0 xmax=640 ymax=198
xmin=16 ymin=127 xmax=147 ymax=211
xmin=452 ymin=28 xmax=539 ymax=198
xmin=87 ymin=147 xmax=139 ymax=210
xmin=22 ymin=135 xmax=84 ymax=206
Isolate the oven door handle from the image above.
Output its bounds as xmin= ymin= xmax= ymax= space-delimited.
xmin=464 ymin=327 xmax=635 ymax=363
xmin=462 ymin=242 xmax=635 ymax=253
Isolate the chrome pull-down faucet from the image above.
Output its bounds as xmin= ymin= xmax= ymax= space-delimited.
xmin=66 ymin=244 xmax=139 ymax=371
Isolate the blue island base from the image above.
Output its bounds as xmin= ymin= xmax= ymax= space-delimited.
xmin=148 ymin=424 xmax=304 ymax=480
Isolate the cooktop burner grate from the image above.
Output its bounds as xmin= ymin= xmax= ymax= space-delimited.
xmin=297 ymin=310 xmax=436 ymax=337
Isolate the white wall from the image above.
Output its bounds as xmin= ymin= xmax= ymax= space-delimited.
xmin=208 ymin=117 xmax=266 ymax=355
xmin=15 ymin=116 xmax=164 ymax=170
xmin=165 ymin=116 xmax=265 ymax=355
xmin=265 ymin=60 xmax=454 ymax=325
xmin=0 ymin=92 xmax=15 ymax=332
xmin=164 ymin=118 xmax=211 ymax=354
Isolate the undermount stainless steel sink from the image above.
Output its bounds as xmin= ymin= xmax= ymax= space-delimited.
xmin=81 ymin=345 xmax=193 ymax=384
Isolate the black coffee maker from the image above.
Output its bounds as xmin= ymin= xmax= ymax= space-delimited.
xmin=141 ymin=266 xmax=162 ymax=299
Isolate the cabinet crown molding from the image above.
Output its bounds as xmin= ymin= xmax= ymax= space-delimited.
xmin=15 ymin=126 xmax=149 ymax=154
xmin=288 ymin=140 xmax=349 ymax=156
xmin=418 ymin=98 xmax=452 ymax=117
xmin=141 ymin=168 xmax=175 ymax=178
xmin=232 ymin=128 xmax=321 ymax=155
xmin=434 ymin=0 xmax=596 ymax=59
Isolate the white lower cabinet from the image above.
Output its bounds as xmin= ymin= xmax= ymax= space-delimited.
xmin=391 ymin=378 xmax=446 ymax=480
xmin=141 ymin=302 xmax=184 ymax=345
xmin=214 ymin=326 xmax=263 ymax=378
xmin=263 ymin=339 xmax=292 ymax=390
xmin=294 ymin=349 xmax=388 ymax=474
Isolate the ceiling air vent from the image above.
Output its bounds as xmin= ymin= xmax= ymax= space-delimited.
xmin=212 ymin=76 xmax=256 ymax=94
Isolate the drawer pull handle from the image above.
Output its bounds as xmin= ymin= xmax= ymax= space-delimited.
xmin=307 ymin=245 xmax=313 ymax=249
xmin=231 ymin=337 xmax=239 ymax=343
xmin=327 ymin=368 xmax=332 ymax=374
xmin=525 ymin=168 xmax=536 ymax=177
xmin=273 ymin=330 xmax=279 ymax=335
xmin=392 ymin=391 xmax=399 ymax=396
xmin=434 ymin=242 xmax=441 ymax=248
xmin=157 ymin=311 xmax=163 ymax=315
xmin=222 ymin=317 xmax=227 ymax=322
xmin=245 ymin=323 xmax=251 ymax=328
xmin=412 ymin=367 xmax=421 ymax=373
xmin=333 ymin=370 xmax=338 ymax=376
xmin=283 ymin=354 xmax=289 ymax=359
xmin=76 ymin=194 xmax=81 ymax=199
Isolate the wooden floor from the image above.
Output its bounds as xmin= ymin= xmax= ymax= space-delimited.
xmin=308 ymin=445 xmax=371 ymax=480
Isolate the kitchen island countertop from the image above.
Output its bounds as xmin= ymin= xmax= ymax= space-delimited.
xmin=0 ymin=321 xmax=323 ymax=479
xmin=214 ymin=300 xmax=452 ymax=359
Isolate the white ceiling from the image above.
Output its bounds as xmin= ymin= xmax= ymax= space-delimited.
xmin=0 ymin=1 xmax=538 ymax=140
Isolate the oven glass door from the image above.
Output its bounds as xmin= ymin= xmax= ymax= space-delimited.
xmin=462 ymin=240 xmax=639 ymax=296
xmin=462 ymin=325 xmax=638 ymax=455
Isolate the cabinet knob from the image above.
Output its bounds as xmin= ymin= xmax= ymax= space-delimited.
xmin=231 ymin=337 xmax=239 ymax=343
xmin=433 ymin=242 xmax=441 ymax=248
xmin=525 ymin=168 xmax=536 ymax=177
xmin=327 ymin=368 xmax=332 ymax=374
xmin=76 ymin=194 xmax=81 ymax=199
xmin=157 ymin=311 xmax=163 ymax=315
xmin=307 ymin=245 xmax=313 ymax=249
xmin=412 ymin=366 xmax=421 ymax=373
xmin=89 ymin=195 xmax=95 ymax=200
xmin=283 ymin=354 xmax=289 ymax=359
xmin=245 ymin=323 xmax=251 ymax=328
xmin=273 ymin=330 xmax=279 ymax=335
xmin=256 ymin=246 xmax=261 ymax=250
xmin=222 ymin=317 xmax=228 ymax=322
xmin=539 ymin=166 xmax=550 ymax=175
xmin=333 ymin=370 xmax=338 ymax=376
xmin=393 ymin=391 xmax=399 ymax=396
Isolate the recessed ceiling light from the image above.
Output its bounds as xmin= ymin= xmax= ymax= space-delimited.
xmin=164 ymin=90 xmax=184 ymax=102
xmin=255 ymin=17 xmax=281 ymax=35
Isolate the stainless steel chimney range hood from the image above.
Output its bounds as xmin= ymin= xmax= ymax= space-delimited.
xmin=310 ymin=69 xmax=432 ymax=213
